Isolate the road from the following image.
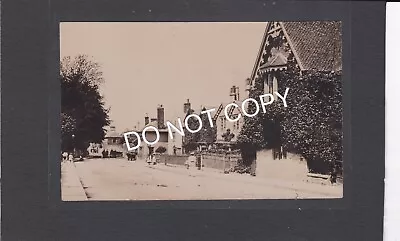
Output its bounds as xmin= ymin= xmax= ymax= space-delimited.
xmin=73 ymin=158 xmax=342 ymax=200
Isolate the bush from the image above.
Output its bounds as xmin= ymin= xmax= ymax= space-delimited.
xmin=155 ymin=146 xmax=167 ymax=154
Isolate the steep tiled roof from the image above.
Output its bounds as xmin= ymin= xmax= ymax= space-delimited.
xmin=281 ymin=21 xmax=342 ymax=72
xmin=260 ymin=51 xmax=288 ymax=69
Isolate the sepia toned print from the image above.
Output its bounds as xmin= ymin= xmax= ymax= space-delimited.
xmin=60 ymin=21 xmax=343 ymax=201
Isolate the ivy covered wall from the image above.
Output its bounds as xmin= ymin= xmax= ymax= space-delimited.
xmin=238 ymin=30 xmax=343 ymax=175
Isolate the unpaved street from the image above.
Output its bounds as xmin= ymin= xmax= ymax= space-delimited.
xmin=73 ymin=158 xmax=342 ymax=200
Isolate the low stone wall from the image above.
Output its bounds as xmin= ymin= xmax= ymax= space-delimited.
xmin=158 ymin=153 xmax=240 ymax=171
xmin=201 ymin=153 xmax=240 ymax=171
xmin=158 ymin=154 xmax=188 ymax=166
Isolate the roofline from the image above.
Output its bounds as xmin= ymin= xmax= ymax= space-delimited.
xmin=279 ymin=22 xmax=305 ymax=71
xmin=249 ymin=21 xmax=310 ymax=84
xmin=250 ymin=22 xmax=271 ymax=82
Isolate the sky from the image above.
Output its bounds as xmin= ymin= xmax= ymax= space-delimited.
xmin=60 ymin=22 xmax=267 ymax=133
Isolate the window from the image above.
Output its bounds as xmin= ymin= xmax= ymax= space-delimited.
xmin=265 ymin=73 xmax=274 ymax=94
xmin=269 ymin=73 xmax=274 ymax=94
xmin=273 ymin=75 xmax=278 ymax=94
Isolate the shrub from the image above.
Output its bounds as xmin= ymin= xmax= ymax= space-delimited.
xmin=155 ymin=146 xmax=167 ymax=154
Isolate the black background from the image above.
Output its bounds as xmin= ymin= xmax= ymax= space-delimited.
xmin=2 ymin=0 xmax=385 ymax=240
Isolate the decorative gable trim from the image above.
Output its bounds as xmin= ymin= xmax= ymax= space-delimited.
xmin=250 ymin=22 xmax=302 ymax=86
xmin=250 ymin=23 xmax=271 ymax=82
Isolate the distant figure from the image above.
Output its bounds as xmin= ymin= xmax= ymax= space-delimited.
xmin=147 ymin=154 xmax=154 ymax=165
xmin=196 ymin=153 xmax=202 ymax=170
xmin=329 ymin=161 xmax=338 ymax=184
xmin=68 ymin=153 xmax=74 ymax=163
xmin=127 ymin=151 xmax=137 ymax=161
xmin=173 ymin=145 xmax=177 ymax=155
xmin=105 ymin=150 xmax=109 ymax=158
xmin=62 ymin=152 xmax=68 ymax=161
xmin=186 ymin=152 xmax=196 ymax=169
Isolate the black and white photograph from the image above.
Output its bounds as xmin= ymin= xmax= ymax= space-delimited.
xmin=60 ymin=21 xmax=343 ymax=201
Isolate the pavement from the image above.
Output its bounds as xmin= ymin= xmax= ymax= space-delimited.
xmin=61 ymin=161 xmax=88 ymax=201
xmin=62 ymin=157 xmax=342 ymax=201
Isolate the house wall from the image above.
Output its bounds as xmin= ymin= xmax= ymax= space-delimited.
xmin=139 ymin=141 xmax=168 ymax=158
xmin=138 ymin=127 xmax=184 ymax=157
xmin=255 ymin=149 xmax=308 ymax=181
xmin=167 ymin=131 xmax=183 ymax=155
xmin=87 ymin=143 xmax=103 ymax=157
xmin=143 ymin=131 xmax=168 ymax=143
xmin=102 ymin=141 xmax=125 ymax=154
xmin=136 ymin=131 xmax=169 ymax=158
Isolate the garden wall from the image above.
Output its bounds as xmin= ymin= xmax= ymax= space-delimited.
xmin=201 ymin=153 xmax=240 ymax=171
xmin=158 ymin=153 xmax=240 ymax=172
xmin=158 ymin=154 xmax=188 ymax=166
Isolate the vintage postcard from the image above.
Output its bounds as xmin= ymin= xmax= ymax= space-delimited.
xmin=60 ymin=22 xmax=343 ymax=201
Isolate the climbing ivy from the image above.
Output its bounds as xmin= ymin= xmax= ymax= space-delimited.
xmin=266 ymin=68 xmax=343 ymax=174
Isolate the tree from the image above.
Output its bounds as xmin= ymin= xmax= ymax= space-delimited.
xmin=183 ymin=109 xmax=201 ymax=152
xmin=61 ymin=112 xmax=77 ymax=151
xmin=198 ymin=107 xmax=217 ymax=144
xmin=237 ymin=76 xmax=266 ymax=166
xmin=60 ymin=55 xmax=110 ymax=152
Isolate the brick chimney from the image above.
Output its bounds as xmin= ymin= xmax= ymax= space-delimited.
xmin=230 ymin=85 xmax=240 ymax=101
xmin=144 ymin=113 xmax=149 ymax=126
xmin=157 ymin=104 xmax=165 ymax=129
xmin=183 ymin=99 xmax=191 ymax=114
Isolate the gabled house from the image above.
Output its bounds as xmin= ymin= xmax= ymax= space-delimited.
xmin=182 ymin=86 xmax=245 ymax=149
xmin=246 ymin=21 xmax=342 ymax=167
xmin=133 ymin=105 xmax=184 ymax=158
xmin=211 ymin=100 xmax=244 ymax=143
xmin=247 ymin=21 xmax=342 ymax=94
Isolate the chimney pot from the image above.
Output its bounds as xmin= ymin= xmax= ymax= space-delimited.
xmin=184 ymin=99 xmax=191 ymax=114
xmin=157 ymin=105 xmax=165 ymax=129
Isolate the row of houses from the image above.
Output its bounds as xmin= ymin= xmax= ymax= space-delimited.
xmin=87 ymin=85 xmax=247 ymax=158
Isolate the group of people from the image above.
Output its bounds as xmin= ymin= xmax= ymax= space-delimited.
xmin=127 ymin=151 xmax=137 ymax=161
xmin=61 ymin=152 xmax=74 ymax=162
xmin=101 ymin=149 xmax=119 ymax=158
xmin=61 ymin=152 xmax=83 ymax=162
